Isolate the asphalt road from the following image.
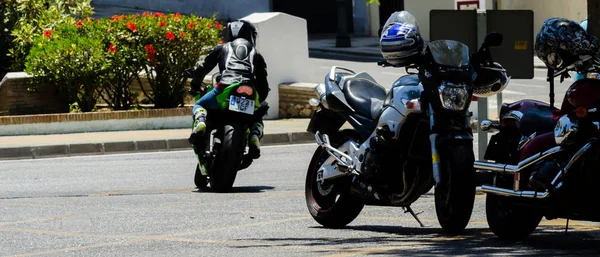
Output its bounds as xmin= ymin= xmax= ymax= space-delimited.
xmin=1 ymin=144 xmax=600 ymax=256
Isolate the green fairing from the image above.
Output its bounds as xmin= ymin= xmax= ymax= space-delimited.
xmin=215 ymin=83 xmax=260 ymax=110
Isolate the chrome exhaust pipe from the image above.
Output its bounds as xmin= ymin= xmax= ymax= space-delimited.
xmin=481 ymin=185 xmax=549 ymax=199
xmin=474 ymin=146 xmax=563 ymax=174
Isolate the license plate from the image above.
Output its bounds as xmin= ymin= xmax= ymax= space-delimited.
xmin=228 ymin=95 xmax=254 ymax=115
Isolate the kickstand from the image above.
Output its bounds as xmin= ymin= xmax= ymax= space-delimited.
xmin=404 ymin=206 xmax=425 ymax=227
xmin=565 ymin=219 xmax=570 ymax=235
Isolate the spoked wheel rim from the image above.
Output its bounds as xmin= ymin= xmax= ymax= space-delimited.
xmin=309 ymin=152 xmax=344 ymax=213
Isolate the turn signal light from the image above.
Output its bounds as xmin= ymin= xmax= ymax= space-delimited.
xmin=576 ymin=106 xmax=588 ymax=119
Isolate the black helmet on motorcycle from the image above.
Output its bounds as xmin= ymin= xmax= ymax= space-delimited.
xmin=535 ymin=17 xmax=599 ymax=70
xmin=379 ymin=11 xmax=424 ymax=67
xmin=473 ymin=62 xmax=509 ymax=97
xmin=227 ymin=20 xmax=258 ymax=45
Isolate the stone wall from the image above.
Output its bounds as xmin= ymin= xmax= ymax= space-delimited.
xmin=0 ymin=72 xmax=212 ymax=116
xmin=278 ymin=83 xmax=318 ymax=118
xmin=0 ymin=72 xmax=69 ymax=116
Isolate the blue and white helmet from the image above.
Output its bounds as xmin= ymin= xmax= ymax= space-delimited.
xmin=380 ymin=11 xmax=424 ymax=67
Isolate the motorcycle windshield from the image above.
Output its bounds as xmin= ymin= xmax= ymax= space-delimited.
xmin=428 ymin=40 xmax=470 ymax=68
xmin=383 ymin=11 xmax=418 ymax=29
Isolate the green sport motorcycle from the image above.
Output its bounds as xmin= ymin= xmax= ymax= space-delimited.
xmin=186 ymin=71 xmax=269 ymax=192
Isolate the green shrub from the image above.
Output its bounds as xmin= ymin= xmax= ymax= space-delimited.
xmin=23 ymin=11 xmax=222 ymax=112
xmin=25 ymin=25 xmax=108 ymax=112
xmin=6 ymin=0 xmax=93 ymax=71
xmin=124 ymin=12 xmax=222 ymax=108
xmin=93 ymin=18 xmax=145 ymax=110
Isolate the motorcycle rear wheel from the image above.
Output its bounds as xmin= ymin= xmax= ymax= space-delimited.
xmin=305 ymin=130 xmax=364 ymax=228
xmin=209 ymin=124 xmax=244 ymax=193
xmin=435 ymin=141 xmax=476 ymax=234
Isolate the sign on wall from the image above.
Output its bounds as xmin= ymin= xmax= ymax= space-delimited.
xmin=456 ymin=0 xmax=479 ymax=10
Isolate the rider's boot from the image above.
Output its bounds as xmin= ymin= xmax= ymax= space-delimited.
xmin=188 ymin=108 xmax=208 ymax=145
xmin=248 ymin=122 xmax=264 ymax=159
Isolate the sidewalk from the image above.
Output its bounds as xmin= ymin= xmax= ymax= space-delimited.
xmin=308 ymin=36 xmax=547 ymax=68
xmin=0 ymin=119 xmax=313 ymax=160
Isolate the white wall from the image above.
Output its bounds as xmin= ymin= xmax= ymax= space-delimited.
xmin=242 ymin=12 xmax=309 ymax=119
xmin=501 ymin=0 xmax=587 ymax=40
xmin=93 ymin=0 xmax=271 ymax=20
xmin=0 ymin=117 xmax=191 ymax=136
xmin=404 ymin=0 xmax=455 ymax=42
xmin=403 ymin=0 xmax=587 ymax=42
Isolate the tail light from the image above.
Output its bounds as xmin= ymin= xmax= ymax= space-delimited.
xmin=236 ymin=85 xmax=254 ymax=96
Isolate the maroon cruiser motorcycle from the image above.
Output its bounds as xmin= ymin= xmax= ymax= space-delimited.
xmin=475 ymin=56 xmax=600 ymax=240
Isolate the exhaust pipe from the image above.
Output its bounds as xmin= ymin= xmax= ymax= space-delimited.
xmin=481 ymin=185 xmax=549 ymax=199
xmin=474 ymin=146 xmax=563 ymax=174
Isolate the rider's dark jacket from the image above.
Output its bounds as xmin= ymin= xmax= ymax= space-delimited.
xmin=192 ymin=38 xmax=269 ymax=102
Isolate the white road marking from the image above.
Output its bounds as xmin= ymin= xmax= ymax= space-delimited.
xmin=498 ymin=89 xmax=526 ymax=95
xmin=506 ymin=82 xmax=546 ymax=89
xmin=0 ymin=143 xmax=316 ymax=163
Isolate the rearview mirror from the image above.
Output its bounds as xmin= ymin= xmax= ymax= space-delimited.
xmin=484 ymin=32 xmax=503 ymax=47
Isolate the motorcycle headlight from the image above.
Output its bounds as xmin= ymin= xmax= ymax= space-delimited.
xmin=554 ymin=114 xmax=578 ymax=145
xmin=438 ymin=82 xmax=469 ymax=111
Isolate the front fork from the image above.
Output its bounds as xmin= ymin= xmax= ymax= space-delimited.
xmin=428 ymin=104 xmax=473 ymax=187
xmin=429 ymin=104 xmax=442 ymax=187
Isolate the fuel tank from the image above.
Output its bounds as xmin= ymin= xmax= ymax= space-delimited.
xmin=562 ymin=78 xmax=600 ymax=113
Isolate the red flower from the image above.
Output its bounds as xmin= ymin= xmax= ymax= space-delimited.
xmin=143 ymin=12 xmax=149 ymax=17
xmin=43 ymin=29 xmax=52 ymax=38
xmin=216 ymin=21 xmax=222 ymax=29
xmin=174 ymin=13 xmax=181 ymax=17
xmin=206 ymin=22 xmax=211 ymax=29
xmin=76 ymin=20 xmax=83 ymax=28
xmin=109 ymin=44 xmax=116 ymax=53
xmin=159 ymin=21 xmax=165 ymax=28
xmin=128 ymin=21 xmax=137 ymax=32
xmin=166 ymin=31 xmax=175 ymax=40
xmin=153 ymin=12 xmax=165 ymax=18
xmin=134 ymin=13 xmax=140 ymax=18
xmin=145 ymin=44 xmax=156 ymax=62
xmin=145 ymin=44 xmax=156 ymax=54
xmin=188 ymin=22 xmax=194 ymax=29
xmin=174 ymin=17 xmax=180 ymax=22
xmin=180 ymin=32 xmax=185 ymax=38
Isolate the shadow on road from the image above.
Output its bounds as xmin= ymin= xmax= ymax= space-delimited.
xmin=194 ymin=186 xmax=275 ymax=194
xmin=309 ymin=52 xmax=382 ymax=63
xmin=238 ymin=225 xmax=600 ymax=256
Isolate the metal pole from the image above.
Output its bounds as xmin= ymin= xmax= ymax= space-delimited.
xmin=477 ymin=11 xmax=488 ymax=160
xmin=493 ymin=0 xmax=503 ymax=113
xmin=336 ymin=0 xmax=351 ymax=47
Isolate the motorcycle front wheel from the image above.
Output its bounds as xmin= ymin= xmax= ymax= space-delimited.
xmin=435 ymin=141 xmax=476 ymax=234
xmin=305 ymin=130 xmax=364 ymax=229
xmin=486 ymin=193 xmax=542 ymax=241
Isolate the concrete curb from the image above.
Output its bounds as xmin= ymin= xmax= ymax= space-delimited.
xmin=0 ymin=132 xmax=316 ymax=161
xmin=0 ymin=121 xmax=484 ymax=160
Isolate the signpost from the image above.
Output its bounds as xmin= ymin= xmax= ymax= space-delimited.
xmin=431 ymin=0 xmax=534 ymax=160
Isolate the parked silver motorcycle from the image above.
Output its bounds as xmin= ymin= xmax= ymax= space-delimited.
xmin=304 ymin=33 xmax=507 ymax=233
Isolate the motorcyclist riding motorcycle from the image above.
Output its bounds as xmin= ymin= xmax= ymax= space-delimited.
xmin=189 ymin=19 xmax=269 ymax=158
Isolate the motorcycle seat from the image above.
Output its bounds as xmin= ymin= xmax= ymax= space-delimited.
xmin=341 ymin=73 xmax=387 ymax=119
xmin=520 ymin=105 xmax=557 ymax=136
